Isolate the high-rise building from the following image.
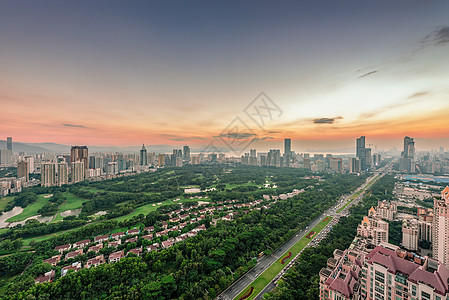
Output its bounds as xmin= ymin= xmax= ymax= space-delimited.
xmin=0 ymin=149 xmax=13 ymax=165
xmin=71 ymin=146 xmax=88 ymax=171
xmin=249 ymin=149 xmax=257 ymax=166
xmin=6 ymin=137 xmax=12 ymax=151
xmin=329 ymin=158 xmax=342 ymax=173
xmin=402 ymin=219 xmax=419 ymax=251
xmin=57 ymin=162 xmax=69 ymax=186
xmin=140 ymin=144 xmax=147 ymax=166
xmin=17 ymin=161 xmax=29 ymax=181
xmin=356 ymin=207 xmax=389 ymax=245
xmin=284 ymin=138 xmax=291 ymax=167
xmin=356 ymin=136 xmax=366 ymax=170
xmin=176 ymin=156 xmax=183 ymax=167
xmin=320 ymin=241 xmax=449 ymax=300
xmin=433 ymin=186 xmax=449 ymax=268
xmin=183 ymin=146 xmax=191 ymax=162
xmin=400 ymin=136 xmax=415 ymax=172
xmin=71 ymin=161 xmax=85 ymax=183
xmin=106 ymin=162 xmax=119 ymax=175
xmin=372 ymin=153 xmax=381 ymax=167
xmin=158 ymin=154 xmax=165 ymax=167
xmin=303 ymin=158 xmax=311 ymax=170
xmin=365 ymin=148 xmax=372 ymax=169
xmin=41 ymin=162 xmax=56 ymax=187
xmin=349 ymin=157 xmax=360 ymax=173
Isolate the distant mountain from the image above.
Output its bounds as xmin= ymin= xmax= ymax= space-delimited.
xmin=0 ymin=140 xmax=52 ymax=154
xmin=0 ymin=140 xmax=186 ymax=154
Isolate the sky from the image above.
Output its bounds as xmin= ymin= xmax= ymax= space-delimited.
xmin=1 ymin=0 xmax=449 ymax=153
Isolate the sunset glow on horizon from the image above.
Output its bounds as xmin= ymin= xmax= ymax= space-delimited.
xmin=1 ymin=1 xmax=449 ymax=152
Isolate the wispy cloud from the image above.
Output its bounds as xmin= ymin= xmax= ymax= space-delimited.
xmin=251 ymin=136 xmax=274 ymax=142
xmin=313 ymin=117 xmax=343 ymax=124
xmin=360 ymin=91 xmax=430 ymax=119
xmin=216 ymin=132 xmax=256 ymax=139
xmin=422 ymin=26 xmax=449 ymax=46
xmin=358 ymin=70 xmax=378 ymax=79
xmin=62 ymin=123 xmax=88 ymax=128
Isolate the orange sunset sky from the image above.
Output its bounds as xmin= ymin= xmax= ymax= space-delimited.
xmin=1 ymin=1 xmax=449 ymax=153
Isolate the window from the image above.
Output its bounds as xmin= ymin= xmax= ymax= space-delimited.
xmin=421 ymin=291 xmax=430 ymax=300
xmin=411 ymin=285 xmax=416 ymax=296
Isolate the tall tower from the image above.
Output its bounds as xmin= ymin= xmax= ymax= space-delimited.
xmin=183 ymin=145 xmax=191 ymax=162
xmin=140 ymin=144 xmax=147 ymax=166
xmin=400 ymin=136 xmax=415 ymax=173
xmin=17 ymin=161 xmax=29 ymax=181
xmin=356 ymin=136 xmax=366 ymax=171
xmin=71 ymin=146 xmax=88 ymax=171
xmin=433 ymin=186 xmax=449 ymax=268
xmin=71 ymin=161 xmax=85 ymax=183
xmin=58 ymin=162 xmax=69 ymax=186
xmin=6 ymin=137 xmax=12 ymax=151
xmin=41 ymin=162 xmax=56 ymax=187
xmin=284 ymin=138 xmax=291 ymax=167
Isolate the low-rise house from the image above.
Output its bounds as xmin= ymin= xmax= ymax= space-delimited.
xmin=161 ymin=240 xmax=174 ymax=248
xmin=142 ymin=234 xmax=153 ymax=240
xmin=125 ymin=236 xmax=137 ymax=244
xmin=170 ymin=217 xmax=180 ymax=223
xmin=34 ymin=270 xmax=55 ymax=284
xmin=147 ymin=243 xmax=159 ymax=252
xmin=66 ymin=248 xmax=83 ymax=260
xmin=155 ymin=230 xmax=168 ymax=237
xmin=111 ymin=232 xmax=125 ymax=240
xmin=73 ymin=239 xmax=90 ymax=249
xmin=126 ymin=228 xmax=140 ymax=235
xmin=43 ymin=255 xmax=61 ymax=267
xmin=88 ymin=243 xmax=103 ymax=253
xmin=175 ymin=235 xmax=188 ymax=243
xmin=108 ymin=240 xmax=121 ymax=248
xmin=109 ymin=250 xmax=124 ymax=263
xmin=128 ymin=247 xmax=143 ymax=256
xmin=178 ymin=222 xmax=187 ymax=229
xmin=61 ymin=262 xmax=82 ymax=277
xmin=144 ymin=226 xmax=154 ymax=232
xmin=94 ymin=235 xmax=109 ymax=243
xmin=161 ymin=221 xmax=168 ymax=229
xmin=179 ymin=214 xmax=189 ymax=220
xmin=55 ymin=244 xmax=71 ymax=253
xmin=168 ymin=226 xmax=179 ymax=232
xmin=85 ymin=255 xmax=105 ymax=269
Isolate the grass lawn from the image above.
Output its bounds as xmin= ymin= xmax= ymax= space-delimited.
xmin=6 ymin=195 xmax=50 ymax=222
xmin=235 ymin=216 xmax=333 ymax=300
xmin=59 ymin=192 xmax=87 ymax=211
xmin=0 ymin=196 xmax=14 ymax=211
xmin=113 ymin=197 xmax=208 ymax=222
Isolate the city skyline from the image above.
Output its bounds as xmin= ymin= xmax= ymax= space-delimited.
xmin=1 ymin=1 xmax=449 ymax=150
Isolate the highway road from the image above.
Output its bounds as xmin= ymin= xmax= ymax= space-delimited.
xmin=216 ymin=171 xmax=385 ymax=300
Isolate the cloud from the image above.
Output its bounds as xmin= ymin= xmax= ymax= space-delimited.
xmin=407 ymin=91 xmax=429 ymax=99
xmin=360 ymin=91 xmax=430 ymax=119
xmin=62 ymin=123 xmax=88 ymax=128
xmin=158 ymin=133 xmax=206 ymax=141
xmin=313 ymin=117 xmax=343 ymax=124
xmin=358 ymin=70 xmax=378 ymax=79
xmin=251 ymin=136 xmax=274 ymax=142
xmin=216 ymin=132 xmax=256 ymax=139
xmin=422 ymin=26 xmax=449 ymax=46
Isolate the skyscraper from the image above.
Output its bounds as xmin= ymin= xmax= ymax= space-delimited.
xmin=41 ymin=162 xmax=56 ymax=187
xmin=6 ymin=137 xmax=12 ymax=151
xmin=58 ymin=162 xmax=69 ymax=186
xmin=71 ymin=146 xmax=88 ymax=171
xmin=183 ymin=145 xmax=191 ymax=162
xmin=140 ymin=144 xmax=147 ymax=166
xmin=71 ymin=161 xmax=85 ymax=183
xmin=17 ymin=161 xmax=29 ymax=181
xmin=356 ymin=136 xmax=366 ymax=171
xmin=284 ymin=138 xmax=291 ymax=167
xmin=433 ymin=186 xmax=449 ymax=268
xmin=400 ymin=136 xmax=415 ymax=172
